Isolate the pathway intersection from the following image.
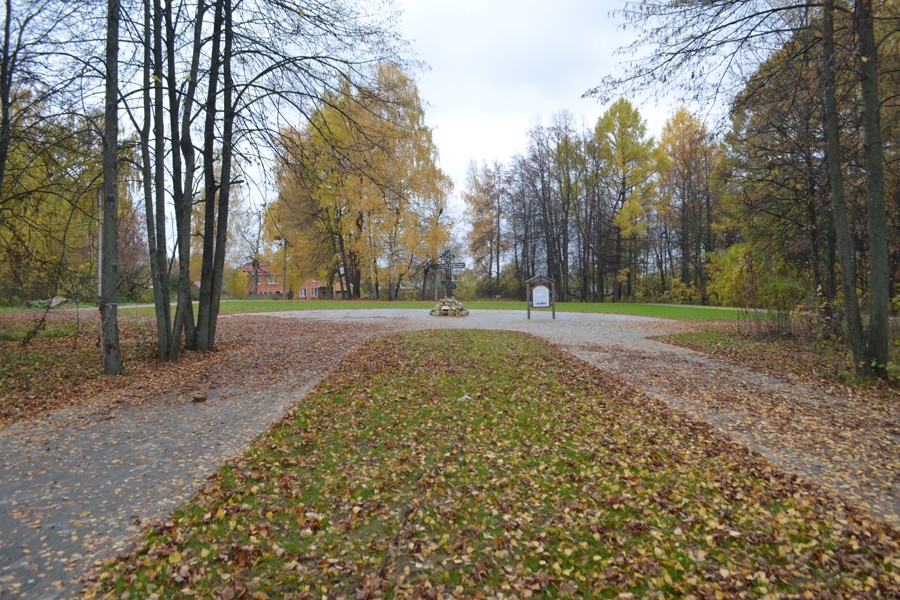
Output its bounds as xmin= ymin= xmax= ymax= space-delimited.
xmin=0 ymin=309 xmax=896 ymax=598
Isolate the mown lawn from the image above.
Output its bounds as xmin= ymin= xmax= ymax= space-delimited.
xmin=115 ymin=299 xmax=743 ymax=321
xmin=86 ymin=330 xmax=898 ymax=599
xmin=467 ymin=300 xmax=743 ymax=321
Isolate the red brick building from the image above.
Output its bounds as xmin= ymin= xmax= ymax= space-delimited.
xmin=238 ymin=262 xmax=284 ymax=296
xmin=236 ymin=264 xmax=352 ymax=300
xmin=298 ymin=278 xmax=326 ymax=300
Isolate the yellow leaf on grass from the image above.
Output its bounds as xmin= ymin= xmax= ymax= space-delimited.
xmin=168 ymin=550 xmax=182 ymax=564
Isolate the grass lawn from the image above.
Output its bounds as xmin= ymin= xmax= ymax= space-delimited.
xmin=115 ymin=299 xmax=743 ymax=321
xmin=86 ymin=330 xmax=898 ymax=599
xmin=467 ymin=301 xmax=744 ymax=321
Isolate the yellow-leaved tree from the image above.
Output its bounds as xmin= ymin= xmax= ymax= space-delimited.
xmin=592 ymin=98 xmax=656 ymax=301
xmin=272 ymin=64 xmax=451 ymax=300
xmin=657 ymin=107 xmax=723 ymax=301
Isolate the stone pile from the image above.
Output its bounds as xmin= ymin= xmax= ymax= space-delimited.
xmin=429 ymin=297 xmax=469 ymax=316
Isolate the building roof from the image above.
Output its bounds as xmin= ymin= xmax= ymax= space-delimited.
xmin=239 ymin=262 xmax=271 ymax=277
xmin=524 ymin=274 xmax=555 ymax=285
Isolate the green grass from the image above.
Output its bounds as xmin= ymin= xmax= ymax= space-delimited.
xmin=88 ymin=330 xmax=897 ymax=599
xmin=466 ymin=300 xmax=743 ymax=320
xmin=115 ymin=298 xmax=743 ymax=321
xmin=116 ymin=299 xmax=437 ymax=318
xmin=0 ymin=321 xmax=79 ymax=342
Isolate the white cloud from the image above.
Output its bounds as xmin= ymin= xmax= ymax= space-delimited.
xmin=396 ymin=0 xmax=671 ymax=209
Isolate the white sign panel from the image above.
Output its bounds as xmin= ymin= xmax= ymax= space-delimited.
xmin=533 ymin=285 xmax=550 ymax=308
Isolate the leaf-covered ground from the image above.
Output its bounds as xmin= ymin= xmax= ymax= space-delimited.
xmin=85 ymin=330 xmax=899 ymax=599
xmin=0 ymin=311 xmax=159 ymax=426
xmin=658 ymin=325 xmax=899 ymax=392
xmin=624 ymin=324 xmax=900 ymax=524
xmin=0 ymin=312 xmax=374 ymax=429
xmin=1 ymin=314 xmax=393 ymax=599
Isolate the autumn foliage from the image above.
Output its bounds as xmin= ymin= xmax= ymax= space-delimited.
xmin=84 ymin=330 xmax=898 ymax=599
xmin=270 ymin=64 xmax=452 ymax=301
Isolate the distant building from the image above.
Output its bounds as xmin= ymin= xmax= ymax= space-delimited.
xmin=298 ymin=278 xmax=326 ymax=300
xmin=238 ymin=262 xmax=284 ymax=296
xmin=332 ymin=278 xmax=352 ymax=299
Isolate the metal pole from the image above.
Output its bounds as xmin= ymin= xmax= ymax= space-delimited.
xmin=552 ymin=280 xmax=556 ymax=319
xmin=527 ymin=283 xmax=531 ymax=320
xmin=282 ymin=239 xmax=287 ymax=300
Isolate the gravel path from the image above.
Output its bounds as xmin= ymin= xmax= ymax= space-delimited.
xmin=0 ymin=318 xmax=384 ymax=600
xmin=1 ymin=309 xmax=896 ymax=599
xmin=0 ymin=380 xmax=316 ymax=599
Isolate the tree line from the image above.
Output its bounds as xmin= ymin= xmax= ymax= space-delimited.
xmin=465 ymin=102 xmax=726 ymax=306
xmin=464 ymin=1 xmax=896 ymax=378
xmin=1 ymin=0 xmax=894 ymax=378
xmin=1 ymin=0 xmax=408 ymax=372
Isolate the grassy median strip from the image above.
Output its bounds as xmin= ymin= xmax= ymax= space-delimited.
xmin=86 ymin=330 xmax=897 ymax=599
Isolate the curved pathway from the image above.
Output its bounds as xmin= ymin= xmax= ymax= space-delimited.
xmin=0 ymin=309 xmax=896 ymax=599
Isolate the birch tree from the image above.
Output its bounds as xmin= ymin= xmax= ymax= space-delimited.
xmin=273 ymin=64 xmax=451 ymax=301
xmin=592 ymin=99 xmax=655 ymax=302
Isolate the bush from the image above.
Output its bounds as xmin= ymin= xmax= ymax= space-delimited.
xmin=707 ymin=243 xmax=806 ymax=312
xmin=658 ymin=278 xmax=701 ymax=305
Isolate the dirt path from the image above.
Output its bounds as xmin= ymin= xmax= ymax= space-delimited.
xmin=1 ymin=309 xmax=896 ymax=599
xmin=0 ymin=379 xmax=317 ymax=599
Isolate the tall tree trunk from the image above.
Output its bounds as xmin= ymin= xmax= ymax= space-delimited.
xmin=823 ymin=0 xmax=868 ymax=375
xmin=808 ymin=198 xmax=822 ymax=297
xmin=824 ymin=204 xmax=837 ymax=302
xmin=855 ymin=0 xmax=890 ymax=377
xmin=494 ymin=191 xmax=501 ymax=287
xmin=165 ymin=0 xmax=193 ymax=359
xmin=195 ymin=0 xmax=224 ymax=351
xmin=352 ymin=262 xmax=362 ymax=299
xmin=680 ymin=193 xmax=690 ymax=286
xmin=331 ymin=229 xmax=348 ymax=300
xmin=207 ymin=0 xmax=234 ymax=349
xmin=150 ymin=0 xmax=172 ymax=356
xmin=612 ymin=226 xmax=622 ymax=302
xmin=177 ymin=0 xmax=207 ymax=352
xmin=0 ymin=0 xmax=14 ymax=196
xmin=141 ymin=0 xmax=170 ymax=360
xmin=100 ymin=0 xmax=123 ymax=374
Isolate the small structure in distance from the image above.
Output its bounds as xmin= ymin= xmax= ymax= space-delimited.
xmin=525 ymin=275 xmax=556 ymax=320
xmin=428 ymin=249 xmax=468 ymax=316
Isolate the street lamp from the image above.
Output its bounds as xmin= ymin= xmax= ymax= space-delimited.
xmin=274 ymin=236 xmax=289 ymax=300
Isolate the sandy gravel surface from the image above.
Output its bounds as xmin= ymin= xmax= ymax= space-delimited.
xmin=1 ymin=308 xmax=896 ymax=599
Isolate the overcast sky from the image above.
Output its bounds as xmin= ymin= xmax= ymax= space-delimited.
xmin=395 ymin=0 xmax=672 ymax=215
